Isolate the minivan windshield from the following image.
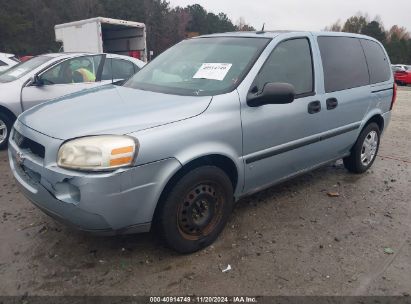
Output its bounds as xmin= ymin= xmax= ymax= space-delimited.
xmin=0 ymin=56 xmax=52 ymax=83
xmin=124 ymin=37 xmax=270 ymax=96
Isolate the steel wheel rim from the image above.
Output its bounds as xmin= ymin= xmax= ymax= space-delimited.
xmin=361 ymin=130 xmax=378 ymax=166
xmin=0 ymin=119 xmax=7 ymax=144
xmin=177 ymin=182 xmax=224 ymax=240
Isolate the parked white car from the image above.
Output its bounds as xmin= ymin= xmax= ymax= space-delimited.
xmin=0 ymin=52 xmax=145 ymax=149
xmin=0 ymin=53 xmax=19 ymax=73
xmin=391 ymin=64 xmax=410 ymax=72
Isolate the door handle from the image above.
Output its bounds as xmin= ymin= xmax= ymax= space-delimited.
xmin=308 ymin=101 xmax=321 ymax=114
xmin=326 ymin=98 xmax=338 ymax=110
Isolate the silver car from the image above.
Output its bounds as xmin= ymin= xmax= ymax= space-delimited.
xmin=8 ymin=31 xmax=395 ymax=253
xmin=0 ymin=53 xmax=145 ymax=149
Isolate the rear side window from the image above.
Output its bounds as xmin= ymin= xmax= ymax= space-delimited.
xmin=0 ymin=60 xmax=6 ymax=66
xmin=318 ymin=36 xmax=369 ymax=93
xmin=112 ymin=59 xmax=135 ymax=80
xmin=360 ymin=39 xmax=391 ymax=84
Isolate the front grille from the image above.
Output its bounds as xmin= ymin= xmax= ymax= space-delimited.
xmin=13 ymin=129 xmax=45 ymax=159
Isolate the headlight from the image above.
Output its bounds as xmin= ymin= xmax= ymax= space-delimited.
xmin=57 ymin=135 xmax=137 ymax=171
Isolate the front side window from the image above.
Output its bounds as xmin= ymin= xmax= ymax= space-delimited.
xmin=0 ymin=56 xmax=52 ymax=83
xmin=318 ymin=36 xmax=369 ymax=93
xmin=40 ymin=55 xmax=102 ymax=85
xmin=0 ymin=60 xmax=6 ymax=66
xmin=124 ymin=37 xmax=270 ymax=96
xmin=254 ymin=38 xmax=314 ymax=96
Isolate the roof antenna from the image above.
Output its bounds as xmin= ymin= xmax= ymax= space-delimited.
xmin=256 ymin=23 xmax=265 ymax=34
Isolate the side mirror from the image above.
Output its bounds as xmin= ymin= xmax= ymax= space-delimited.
xmin=30 ymin=75 xmax=44 ymax=87
xmin=247 ymin=82 xmax=295 ymax=107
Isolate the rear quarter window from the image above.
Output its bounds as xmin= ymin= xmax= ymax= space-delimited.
xmin=112 ymin=59 xmax=135 ymax=80
xmin=318 ymin=36 xmax=369 ymax=93
xmin=360 ymin=39 xmax=391 ymax=84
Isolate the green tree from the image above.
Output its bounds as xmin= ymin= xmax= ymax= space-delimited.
xmin=342 ymin=16 xmax=368 ymax=33
xmin=386 ymin=31 xmax=410 ymax=64
xmin=361 ymin=20 xmax=386 ymax=43
xmin=186 ymin=4 xmax=208 ymax=33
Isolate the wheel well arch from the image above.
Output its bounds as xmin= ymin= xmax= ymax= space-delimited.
xmin=152 ymin=154 xmax=239 ymax=224
xmin=163 ymin=154 xmax=238 ymax=195
xmin=0 ymin=105 xmax=17 ymax=122
xmin=365 ymin=114 xmax=384 ymax=132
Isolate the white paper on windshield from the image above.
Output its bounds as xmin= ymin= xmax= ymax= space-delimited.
xmin=8 ymin=68 xmax=27 ymax=77
xmin=193 ymin=63 xmax=232 ymax=81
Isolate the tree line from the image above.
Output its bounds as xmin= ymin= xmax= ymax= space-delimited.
xmin=0 ymin=1 xmax=410 ymax=64
xmin=0 ymin=0 xmax=254 ymax=57
xmin=325 ymin=14 xmax=411 ymax=64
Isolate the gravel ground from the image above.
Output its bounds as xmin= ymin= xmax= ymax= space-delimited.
xmin=0 ymin=87 xmax=410 ymax=296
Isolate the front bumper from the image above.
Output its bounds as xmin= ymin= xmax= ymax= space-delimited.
xmin=8 ymin=122 xmax=181 ymax=234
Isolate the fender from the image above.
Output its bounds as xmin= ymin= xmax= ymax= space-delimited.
xmin=173 ymin=143 xmax=244 ymax=196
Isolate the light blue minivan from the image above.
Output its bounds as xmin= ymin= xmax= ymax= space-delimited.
xmin=8 ymin=31 xmax=396 ymax=253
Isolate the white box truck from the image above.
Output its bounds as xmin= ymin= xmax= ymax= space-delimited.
xmin=55 ymin=17 xmax=147 ymax=62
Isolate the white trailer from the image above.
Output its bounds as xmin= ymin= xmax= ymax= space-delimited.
xmin=55 ymin=17 xmax=147 ymax=62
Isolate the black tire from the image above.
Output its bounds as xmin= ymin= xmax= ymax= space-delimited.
xmin=0 ymin=112 xmax=13 ymax=150
xmin=343 ymin=122 xmax=380 ymax=174
xmin=156 ymin=166 xmax=234 ymax=254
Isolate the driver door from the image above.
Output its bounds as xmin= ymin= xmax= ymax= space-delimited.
xmin=21 ymin=55 xmax=104 ymax=111
xmin=241 ymin=36 xmax=329 ymax=193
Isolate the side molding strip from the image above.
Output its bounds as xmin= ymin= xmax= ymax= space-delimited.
xmin=371 ymin=87 xmax=393 ymax=93
xmin=245 ymin=122 xmax=361 ymax=164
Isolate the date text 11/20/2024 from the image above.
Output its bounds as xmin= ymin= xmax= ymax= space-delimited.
xmin=149 ymin=296 xmax=258 ymax=303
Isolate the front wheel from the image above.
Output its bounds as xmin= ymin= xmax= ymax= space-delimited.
xmin=0 ymin=112 xmax=13 ymax=150
xmin=156 ymin=166 xmax=234 ymax=253
xmin=343 ymin=122 xmax=380 ymax=174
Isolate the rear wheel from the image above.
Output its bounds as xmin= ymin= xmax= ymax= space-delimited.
xmin=0 ymin=112 xmax=13 ymax=150
xmin=343 ymin=122 xmax=380 ymax=174
xmin=156 ymin=166 xmax=234 ymax=253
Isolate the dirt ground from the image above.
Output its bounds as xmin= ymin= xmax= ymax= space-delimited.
xmin=0 ymin=88 xmax=410 ymax=296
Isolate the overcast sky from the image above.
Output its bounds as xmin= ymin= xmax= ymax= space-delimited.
xmin=168 ymin=0 xmax=411 ymax=32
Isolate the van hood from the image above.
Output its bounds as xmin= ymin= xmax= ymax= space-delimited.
xmin=18 ymin=85 xmax=211 ymax=140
